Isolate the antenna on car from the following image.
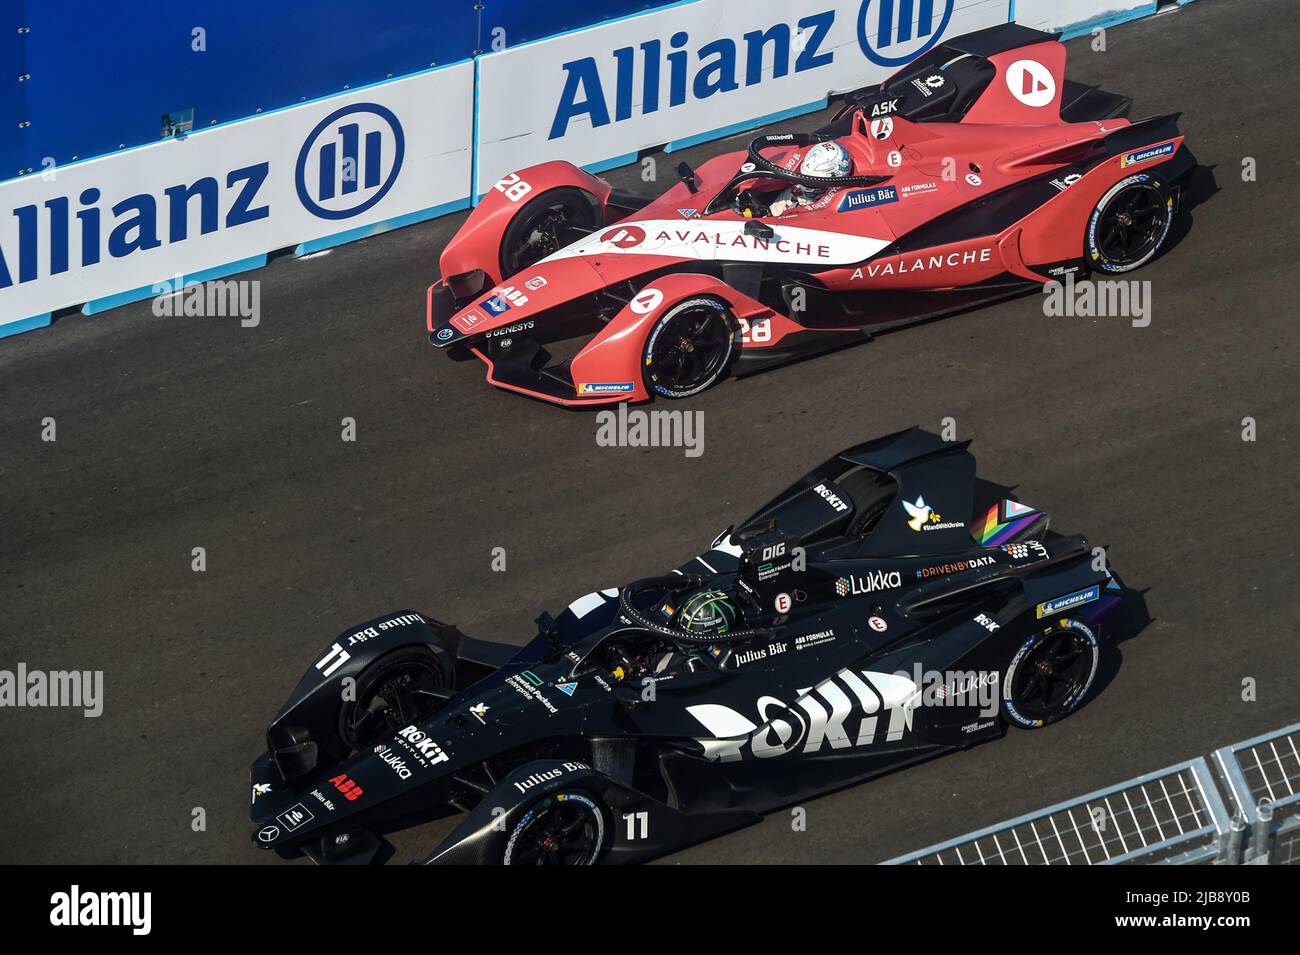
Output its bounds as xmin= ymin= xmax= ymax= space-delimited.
xmin=676 ymin=161 xmax=699 ymax=194
xmin=535 ymin=611 xmax=560 ymax=652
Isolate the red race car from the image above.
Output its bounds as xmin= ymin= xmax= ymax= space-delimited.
xmin=427 ymin=23 xmax=1195 ymax=406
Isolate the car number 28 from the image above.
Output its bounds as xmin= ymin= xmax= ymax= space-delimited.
xmin=738 ymin=317 xmax=772 ymax=344
xmin=493 ymin=173 xmax=532 ymax=202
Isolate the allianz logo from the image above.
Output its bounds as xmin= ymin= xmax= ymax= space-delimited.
xmin=549 ymin=1 xmax=957 ymax=140
xmin=0 ymin=103 xmax=403 ymax=291
xmin=0 ymin=164 xmax=270 ymax=291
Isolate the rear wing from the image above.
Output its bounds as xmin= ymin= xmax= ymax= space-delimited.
xmin=828 ymin=22 xmax=1130 ymax=132
xmin=735 ymin=427 xmax=979 ymax=558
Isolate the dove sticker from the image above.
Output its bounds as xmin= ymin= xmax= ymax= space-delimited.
xmin=902 ymin=495 xmax=965 ymax=532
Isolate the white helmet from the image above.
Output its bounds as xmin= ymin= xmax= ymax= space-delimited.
xmin=799 ymin=141 xmax=852 ymax=180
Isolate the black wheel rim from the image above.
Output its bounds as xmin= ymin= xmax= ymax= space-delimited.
xmin=504 ymin=199 xmax=589 ymax=274
xmin=1097 ymin=184 xmax=1166 ymax=264
xmin=339 ymin=658 xmax=446 ymax=749
xmin=649 ymin=306 xmax=730 ymax=392
xmin=1010 ymin=632 xmax=1090 ymax=721
xmin=510 ymin=799 xmax=601 ymax=865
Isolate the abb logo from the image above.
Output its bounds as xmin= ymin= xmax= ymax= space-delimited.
xmin=329 ymin=774 xmax=364 ymax=801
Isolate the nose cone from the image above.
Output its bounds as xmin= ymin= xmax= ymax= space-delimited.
xmin=431 ymin=257 xmax=607 ymax=346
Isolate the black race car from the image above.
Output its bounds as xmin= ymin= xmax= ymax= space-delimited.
xmin=250 ymin=428 xmax=1124 ymax=864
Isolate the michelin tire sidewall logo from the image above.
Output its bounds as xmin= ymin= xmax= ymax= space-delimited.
xmin=296 ymin=103 xmax=405 ymax=220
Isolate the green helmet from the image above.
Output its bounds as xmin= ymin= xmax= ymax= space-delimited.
xmin=667 ymin=589 xmax=738 ymax=635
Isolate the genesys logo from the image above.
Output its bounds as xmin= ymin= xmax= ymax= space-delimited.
xmin=549 ymin=1 xmax=959 ymax=140
xmin=1 ymin=101 xmax=406 ymax=292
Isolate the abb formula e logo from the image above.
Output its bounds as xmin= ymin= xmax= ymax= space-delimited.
xmin=685 ymin=668 xmax=919 ymax=761
xmin=296 ymin=103 xmax=405 ymax=220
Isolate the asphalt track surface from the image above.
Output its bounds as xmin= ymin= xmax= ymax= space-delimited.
xmin=2 ymin=0 xmax=1298 ymax=865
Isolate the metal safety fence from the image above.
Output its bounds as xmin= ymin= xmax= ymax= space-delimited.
xmin=884 ymin=721 xmax=1300 ymax=865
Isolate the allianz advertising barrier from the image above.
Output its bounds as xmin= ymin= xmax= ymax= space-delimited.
xmin=2 ymin=0 xmax=1177 ymax=338
xmin=0 ymin=62 xmax=474 ymax=337
xmin=473 ymin=0 xmax=1009 ymax=195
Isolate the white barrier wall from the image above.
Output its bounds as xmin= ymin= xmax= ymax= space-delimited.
xmin=0 ymin=62 xmax=475 ymax=336
xmin=474 ymin=0 xmax=1009 ymax=194
xmin=1014 ymin=0 xmax=1157 ymax=39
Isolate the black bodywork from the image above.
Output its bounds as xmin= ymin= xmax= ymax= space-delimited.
xmin=250 ymin=428 xmax=1124 ymax=863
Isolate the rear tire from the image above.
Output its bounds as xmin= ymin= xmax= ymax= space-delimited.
xmin=499 ymin=187 xmax=599 ymax=277
xmin=1084 ymin=174 xmax=1174 ymax=274
xmin=1002 ymin=619 xmax=1100 ymax=729
xmin=502 ymin=790 xmax=607 ymax=865
xmin=642 ymin=297 xmax=737 ymax=399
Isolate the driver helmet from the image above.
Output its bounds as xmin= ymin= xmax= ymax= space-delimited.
xmin=662 ymin=589 xmax=737 ymax=635
xmin=794 ymin=141 xmax=852 ymax=201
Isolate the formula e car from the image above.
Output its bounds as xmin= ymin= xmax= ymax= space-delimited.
xmin=427 ymin=22 xmax=1195 ymax=406
xmin=250 ymin=428 xmax=1125 ymax=864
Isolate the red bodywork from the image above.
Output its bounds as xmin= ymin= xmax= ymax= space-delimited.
xmin=427 ymin=31 xmax=1191 ymax=407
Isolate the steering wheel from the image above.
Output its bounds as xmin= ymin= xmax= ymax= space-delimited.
xmin=735 ymin=188 xmax=770 ymax=218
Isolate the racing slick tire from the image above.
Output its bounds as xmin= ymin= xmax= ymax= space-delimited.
xmin=499 ymin=187 xmax=600 ymax=277
xmin=642 ymin=296 xmax=738 ymax=399
xmin=502 ymin=790 xmax=609 ymax=865
xmin=1001 ymin=618 xmax=1101 ymax=729
xmin=336 ymin=645 xmax=455 ymax=752
xmin=1084 ymin=173 xmax=1174 ymax=274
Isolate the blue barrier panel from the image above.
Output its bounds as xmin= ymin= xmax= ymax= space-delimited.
xmin=479 ymin=0 xmax=680 ymax=47
xmin=15 ymin=0 xmax=479 ymax=176
xmin=5 ymin=0 xmax=686 ymax=184
xmin=1 ymin=2 xmax=28 ymax=178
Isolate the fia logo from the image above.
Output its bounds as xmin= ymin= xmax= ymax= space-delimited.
xmin=857 ymin=0 xmax=955 ymax=67
xmin=296 ymin=103 xmax=405 ymax=220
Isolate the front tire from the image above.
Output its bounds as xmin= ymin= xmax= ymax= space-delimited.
xmin=337 ymin=646 xmax=453 ymax=752
xmin=499 ymin=187 xmax=599 ymax=277
xmin=502 ymin=790 xmax=607 ymax=865
xmin=642 ymin=297 xmax=737 ymax=399
xmin=1084 ymin=173 xmax=1174 ymax=274
xmin=1002 ymin=619 xmax=1100 ymax=729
